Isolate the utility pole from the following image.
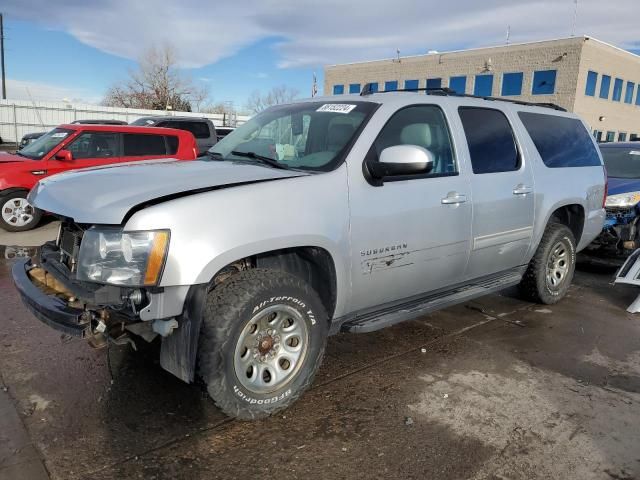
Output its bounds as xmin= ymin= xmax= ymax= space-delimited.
xmin=0 ymin=13 xmax=5 ymax=99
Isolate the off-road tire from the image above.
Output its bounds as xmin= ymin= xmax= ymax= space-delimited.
xmin=519 ymin=223 xmax=576 ymax=304
xmin=198 ymin=268 xmax=329 ymax=420
xmin=0 ymin=191 xmax=42 ymax=232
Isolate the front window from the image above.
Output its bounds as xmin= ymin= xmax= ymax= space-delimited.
xmin=208 ymin=101 xmax=376 ymax=171
xmin=601 ymin=147 xmax=640 ymax=179
xmin=18 ymin=128 xmax=74 ymax=160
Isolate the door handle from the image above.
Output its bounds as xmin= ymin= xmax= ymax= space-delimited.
xmin=441 ymin=192 xmax=467 ymax=205
xmin=513 ymin=184 xmax=533 ymax=195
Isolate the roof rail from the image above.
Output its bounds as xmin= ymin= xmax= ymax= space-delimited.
xmin=359 ymin=83 xmax=567 ymax=111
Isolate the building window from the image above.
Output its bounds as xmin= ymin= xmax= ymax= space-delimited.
xmin=612 ymin=78 xmax=623 ymax=102
xmin=366 ymin=82 xmax=379 ymax=93
xmin=426 ymin=78 xmax=442 ymax=90
xmin=404 ymin=79 xmax=419 ymax=90
xmin=385 ymin=80 xmax=398 ymax=91
xmin=606 ymin=131 xmax=616 ymax=142
xmin=585 ymin=71 xmax=598 ymax=96
xmin=625 ymin=82 xmax=635 ymax=104
xmin=333 ymin=85 xmax=344 ymax=95
xmin=636 ymin=85 xmax=640 ymax=105
xmin=501 ymin=72 xmax=523 ymax=96
xmin=631 ymin=134 xmax=639 ymax=141
xmin=449 ymin=76 xmax=466 ymax=94
xmin=474 ymin=74 xmax=494 ymax=96
xmin=619 ymin=132 xmax=628 ymax=142
xmin=532 ymin=70 xmax=556 ymax=95
xmin=349 ymin=83 xmax=361 ymax=94
xmin=600 ymin=75 xmax=611 ymax=99
xmin=593 ymin=130 xmax=603 ymax=142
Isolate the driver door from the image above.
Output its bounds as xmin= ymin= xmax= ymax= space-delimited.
xmin=47 ymin=132 xmax=122 ymax=176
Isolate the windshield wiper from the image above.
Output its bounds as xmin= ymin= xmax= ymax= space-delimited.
xmin=205 ymin=151 xmax=224 ymax=160
xmin=231 ymin=150 xmax=290 ymax=170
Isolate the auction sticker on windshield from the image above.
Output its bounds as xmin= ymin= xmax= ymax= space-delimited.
xmin=51 ymin=132 xmax=68 ymax=138
xmin=317 ymin=104 xmax=357 ymax=114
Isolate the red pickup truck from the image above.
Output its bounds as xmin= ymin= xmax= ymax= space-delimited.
xmin=0 ymin=124 xmax=199 ymax=231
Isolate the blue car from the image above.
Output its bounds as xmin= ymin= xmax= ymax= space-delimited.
xmin=585 ymin=142 xmax=640 ymax=264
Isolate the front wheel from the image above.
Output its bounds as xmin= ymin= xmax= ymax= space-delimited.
xmin=0 ymin=192 xmax=42 ymax=232
xmin=198 ymin=268 xmax=329 ymax=420
xmin=519 ymin=223 xmax=576 ymax=304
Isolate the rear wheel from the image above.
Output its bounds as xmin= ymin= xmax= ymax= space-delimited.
xmin=0 ymin=192 xmax=42 ymax=232
xmin=198 ymin=269 xmax=328 ymax=420
xmin=519 ymin=223 xmax=576 ymax=304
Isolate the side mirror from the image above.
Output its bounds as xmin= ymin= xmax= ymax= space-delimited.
xmin=369 ymin=145 xmax=434 ymax=179
xmin=54 ymin=149 xmax=73 ymax=162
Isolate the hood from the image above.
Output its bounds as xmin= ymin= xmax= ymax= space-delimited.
xmin=30 ymin=159 xmax=309 ymax=224
xmin=0 ymin=152 xmax=30 ymax=164
xmin=607 ymin=177 xmax=640 ymax=196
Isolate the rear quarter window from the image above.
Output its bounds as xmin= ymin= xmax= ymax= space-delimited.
xmin=123 ymin=133 xmax=167 ymax=156
xmin=517 ymin=112 xmax=601 ymax=168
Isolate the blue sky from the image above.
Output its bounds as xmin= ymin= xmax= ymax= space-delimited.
xmin=2 ymin=0 xmax=639 ymax=111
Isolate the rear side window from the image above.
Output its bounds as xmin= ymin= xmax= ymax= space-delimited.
xmin=123 ymin=134 xmax=167 ymax=156
xmin=459 ymin=107 xmax=519 ymax=174
xmin=518 ymin=112 xmax=601 ymax=168
xmin=166 ymin=136 xmax=179 ymax=155
xmin=162 ymin=121 xmax=210 ymax=139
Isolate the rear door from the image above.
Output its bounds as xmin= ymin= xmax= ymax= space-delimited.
xmin=47 ymin=131 xmax=122 ymax=176
xmin=458 ymin=107 xmax=535 ymax=278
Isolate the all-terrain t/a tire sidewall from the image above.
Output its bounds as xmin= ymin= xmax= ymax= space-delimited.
xmin=0 ymin=191 xmax=42 ymax=232
xmin=526 ymin=224 xmax=576 ymax=305
xmin=199 ymin=269 xmax=328 ymax=420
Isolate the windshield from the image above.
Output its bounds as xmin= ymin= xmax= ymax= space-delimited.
xmin=130 ymin=118 xmax=157 ymax=126
xmin=208 ymin=101 xmax=376 ymax=171
xmin=19 ymin=128 xmax=74 ymax=160
xmin=601 ymin=147 xmax=640 ymax=179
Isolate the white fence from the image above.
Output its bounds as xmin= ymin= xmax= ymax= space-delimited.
xmin=0 ymin=99 xmax=250 ymax=144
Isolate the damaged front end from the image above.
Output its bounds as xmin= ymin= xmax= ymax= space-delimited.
xmin=584 ymin=202 xmax=640 ymax=264
xmin=12 ymin=222 xmax=203 ymax=382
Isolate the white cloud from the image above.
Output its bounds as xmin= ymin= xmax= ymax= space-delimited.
xmin=4 ymin=0 xmax=640 ymax=69
xmin=4 ymin=78 xmax=100 ymax=104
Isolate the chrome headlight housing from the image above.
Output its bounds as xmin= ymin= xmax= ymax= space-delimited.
xmin=605 ymin=192 xmax=640 ymax=208
xmin=77 ymin=228 xmax=170 ymax=287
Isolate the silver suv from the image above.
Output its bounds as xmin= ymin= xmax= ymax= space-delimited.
xmin=13 ymin=91 xmax=606 ymax=419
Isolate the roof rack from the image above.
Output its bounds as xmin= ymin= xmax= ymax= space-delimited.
xmin=359 ymin=83 xmax=567 ymax=111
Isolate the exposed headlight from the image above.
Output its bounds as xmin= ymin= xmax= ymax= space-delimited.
xmin=605 ymin=192 xmax=640 ymax=208
xmin=77 ymin=228 xmax=170 ymax=287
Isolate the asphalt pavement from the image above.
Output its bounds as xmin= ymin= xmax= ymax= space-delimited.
xmin=0 ymin=224 xmax=639 ymax=479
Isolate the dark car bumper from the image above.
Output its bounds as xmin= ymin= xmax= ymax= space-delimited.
xmin=12 ymin=258 xmax=90 ymax=337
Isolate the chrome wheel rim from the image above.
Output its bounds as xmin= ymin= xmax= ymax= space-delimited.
xmin=2 ymin=198 xmax=35 ymax=227
xmin=546 ymin=241 xmax=570 ymax=290
xmin=234 ymin=304 xmax=309 ymax=395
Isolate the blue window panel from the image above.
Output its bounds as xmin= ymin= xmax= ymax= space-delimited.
xmin=349 ymin=83 xmax=361 ymax=94
xmin=502 ymin=72 xmax=523 ymax=96
xmin=636 ymin=85 xmax=640 ymax=105
xmin=365 ymin=82 xmax=379 ymax=93
xmin=600 ymin=75 xmax=611 ymax=99
xmin=385 ymin=80 xmax=398 ymax=91
xmin=612 ymin=78 xmax=623 ymax=102
xmin=532 ymin=70 xmax=557 ymax=95
xmin=449 ymin=76 xmax=466 ymax=94
xmin=404 ymin=79 xmax=419 ymax=90
xmin=426 ymin=78 xmax=442 ymax=90
xmin=625 ymin=82 xmax=635 ymax=104
xmin=585 ymin=71 xmax=598 ymax=96
xmin=474 ymin=74 xmax=494 ymax=96
xmin=333 ymin=85 xmax=344 ymax=95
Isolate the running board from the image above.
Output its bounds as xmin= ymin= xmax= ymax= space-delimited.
xmin=341 ymin=270 xmax=524 ymax=334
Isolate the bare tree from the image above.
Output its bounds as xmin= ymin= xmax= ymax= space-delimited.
xmin=246 ymin=85 xmax=299 ymax=114
xmin=103 ymin=45 xmax=209 ymax=112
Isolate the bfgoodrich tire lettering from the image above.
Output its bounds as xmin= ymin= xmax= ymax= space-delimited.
xmin=198 ymin=268 xmax=328 ymax=420
xmin=519 ymin=223 xmax=576 ymax=305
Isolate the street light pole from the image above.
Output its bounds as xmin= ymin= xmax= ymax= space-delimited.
xmin=0 ymin=13 xmax=6 ymax=99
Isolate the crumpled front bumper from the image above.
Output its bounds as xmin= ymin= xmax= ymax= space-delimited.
xmin=12 ymin=258 xmax=90 ymax=337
